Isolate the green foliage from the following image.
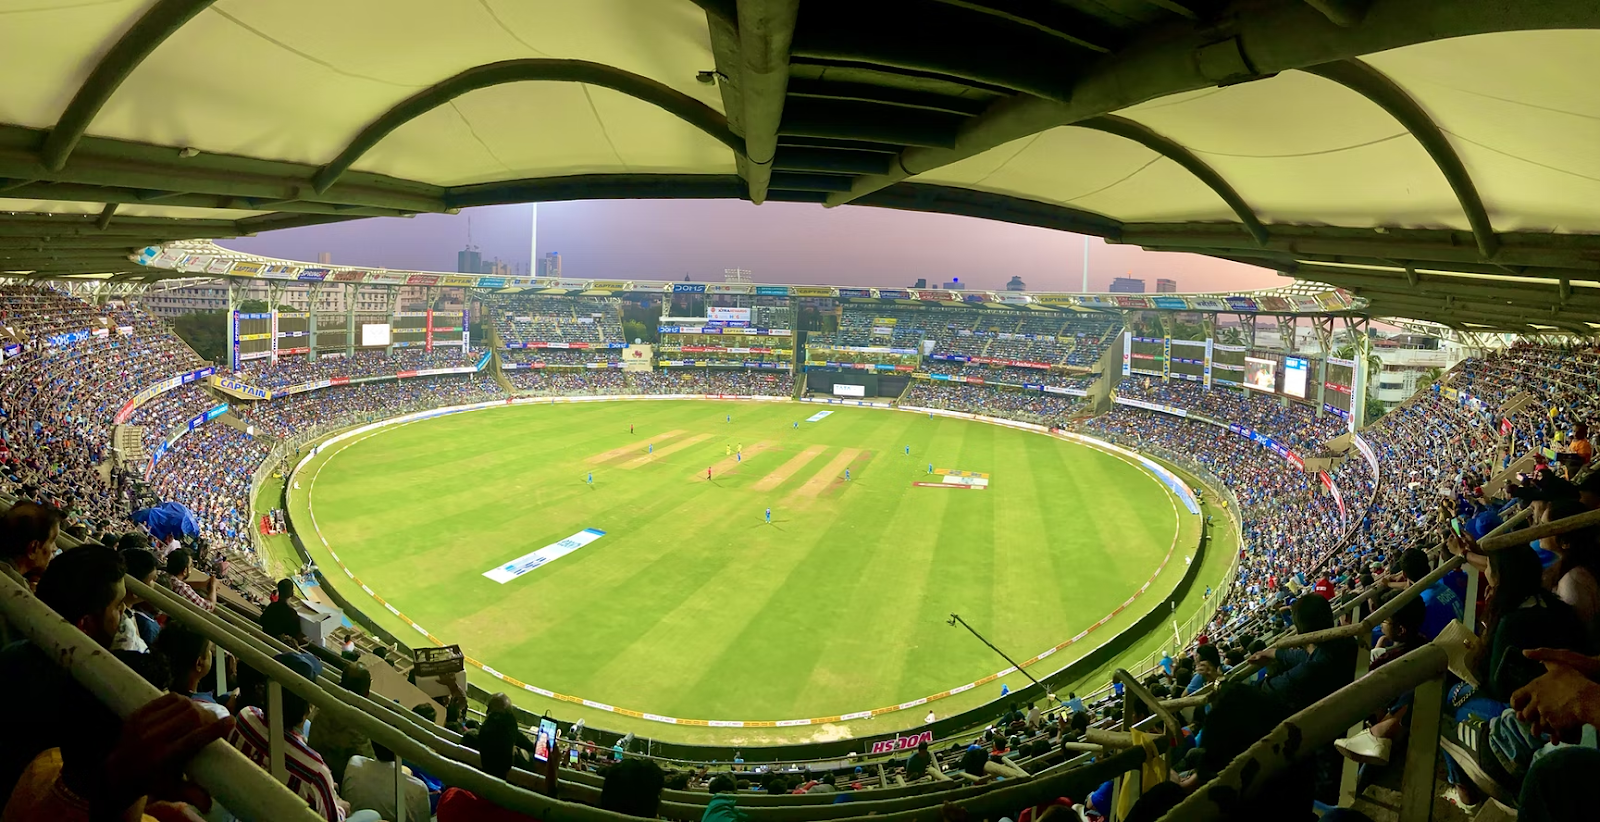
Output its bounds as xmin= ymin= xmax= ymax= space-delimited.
xmin=620 ymin=303 xmax=660 ymax=343
xmin=1216 ymin=327 xmax=1245 ymax=346
xmin=1364 ymin=396 xmax=1388 ymax=424
xmin=170 ymin=311 xmax=229 ymax=363
xmin=622 ymin=319 xmax=650 ymax=345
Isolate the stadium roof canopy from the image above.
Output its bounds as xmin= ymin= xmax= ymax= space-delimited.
xmin=2 ymin=0 xmax=1599 ymax=333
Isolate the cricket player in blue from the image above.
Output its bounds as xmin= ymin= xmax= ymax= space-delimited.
xmin=793 ymin=421 xmax=798 ymax=429
xmin=904 ymin=445 xmax=910 ymax=455
xmin=845 ymin=468 xmax=851 ymax=482
xmin=928 ymin=463 xmax=934 ymax=474
xmin=765 ymin=507 xmax=771 ymax=524
xmin=587 ymin=472 xmax=593 ymax=486
xmin=736 ymin=452 xmax=742 ymax=463
xmin=648 ymin=443 xmax=653 ymax=454
xmin=726 ymin=414 xmax=731 ymax=423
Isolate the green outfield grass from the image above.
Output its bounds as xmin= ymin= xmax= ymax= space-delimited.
xmin=287 ymin=400 xmax=1209 ymax=744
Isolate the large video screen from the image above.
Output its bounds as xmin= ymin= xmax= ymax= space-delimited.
xmin=360 ymin=323 xmax=391 ymax=347
xmin=1245 ymin=356 xmax=1276 ymax=393
xmin=1283 ymin=356 xmax=1309 ymax=398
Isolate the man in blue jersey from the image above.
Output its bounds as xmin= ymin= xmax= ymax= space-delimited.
xmin=1399 ymin=547 xmax=1464 ymax=640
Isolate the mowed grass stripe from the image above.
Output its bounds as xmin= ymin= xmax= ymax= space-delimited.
xmin=589 ymin=430 xmax=684 ymax=464
xmin=621 ymin=433 xmax=712 ymax=468
xmin=752 ymin=445 xmax=827 ymax=492
xmin=790 ymin=448 xmax=861 ymax=500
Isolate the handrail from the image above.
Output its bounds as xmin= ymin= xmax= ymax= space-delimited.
xmin=122 ymin=578 xmax=618 ymax=822
xmin=1477 ymin=505 xmax=1600 ymax=552
xmin=1272 ymin=555 xmax=1466 ymax=650
xmin=0 ymin=573 xmax=323 ymax=822
xmin=1157 ymin=642 xmax=1451 ymax=822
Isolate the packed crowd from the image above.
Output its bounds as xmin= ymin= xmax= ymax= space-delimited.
xmin=494 ymin=295 xmax=624 ymax=346
xmin=928 ymin=311 xmax=1122 ymax=369
xmin=124 ymin=384 xmax=218 ymax=454
xmin=1112 ymin=378 xmax=1347 ymax=453
xmin=629 ymin=370 xmax=794 ymax=397
xmin=506 ymin=369 xmax=630 ymax=395
xmin=921 ymin=362 xmax=1095 ymax=391
xmin=235 ymin=347 xmax=484 ymax=390
xmin=145 ymin=424 xmax=271 ymax=559
xmin=901 ymin=381 xmax=1085 ymax=425
xmin=237 ymin=376 xmax=505 ymax=439
xmin=501 ymin=348 xmax=620 ymax=367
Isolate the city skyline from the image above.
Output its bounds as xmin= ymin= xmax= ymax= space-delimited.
xmin=218 ymin=200 xmax=1284 ymax=293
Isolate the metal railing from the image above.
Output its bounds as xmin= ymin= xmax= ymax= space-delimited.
xmin=0 ymin=573 xmax=323 ymax=822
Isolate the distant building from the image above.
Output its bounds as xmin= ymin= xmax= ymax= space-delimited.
xmin=1109 ymin=277 xmax=1146 ymax=293
xmin=140 ymin=281 xmax=391 ymax=318
xmin=1005 ymin=275 xmax=1026 ymax=292
xmin=944 ymin=278 xmax=964 ymax=290
xmin=537 ymin=252 xmax=562 ymax=278
xmin=456 ymin=247 xmax=482 ymax=275
xmin=911 ymin=278 xmax=927 ymax=289
xmin=1156 ymin=278 xmax=1177 ymax=293
xmin=317 ymin=252 xmax=332 ymax=265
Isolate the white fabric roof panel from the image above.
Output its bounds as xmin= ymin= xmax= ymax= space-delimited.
xmin=1120 ymin=70 xmax=1470 ymax=231
xmin=0 ymin=198 xmax=267 ymax=221
xmin=1363 ymin=30 xmax=1600 ymax=235
xmin=37 ymin=0 xmax=722 ymax=177
xmin=910 ymin=126 xmax=1236 ymax=223
xmin=0 ymin=0 xmax=158 ymax=129
xmin=358 ymin=84 xmax=738 ymax=187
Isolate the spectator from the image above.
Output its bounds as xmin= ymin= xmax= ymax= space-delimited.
xmin=1186 ymin=644 xmax=1224 ymax=695
xmin=0 ymin=500 xmax=61 ymax=591
xmin=473 ymin=692 xmax=536 ymax=780
xmin=226 ymin=652 xmax=356 ymax=822
xmin=261 ymin=578 xmax=306 ymax=644
xmin=309 ymin=663 xmax=377 ymax=785
xmin=154 ymin=622 xmax=230 ymax=720
xmin=1250 ymin=594 xmax=1358 ymax=712
xmin=112 ymin=546 xmax=161 ymax=652
xmin=158 ymin=548 xmax=216 ymax=613
xmin=0 ymin=545 xmax=127 ymax=796
xmin=702 ymin=774 xmax=747 ymax=822
xmin=601 ymin=757 xmax=666 ymax=818
xmin=342 ymin=743 xmax=430 ymax=822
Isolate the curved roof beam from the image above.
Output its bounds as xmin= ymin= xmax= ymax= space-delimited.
xmin=736 ymin=0 xmax=801 ymax=205
xmin=1073 ymin=115 xmax=1268 ymax=246
xmin=1302 ymin=59 xmax=1498 ymax=259
xmin=39 ymin=0 xmax=218 ymax=171
xmin=824 ymin=0 xmax=1600 ymax=208
xmin=311 ymin=60 xmax=746 ymax=194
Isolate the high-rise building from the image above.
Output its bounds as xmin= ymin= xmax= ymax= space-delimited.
xmin=1005 ymin=275 xmax=1026 ymax=292
xmin=1109 ymin=277 xmax=1146 ymax=293
xmin=317 ymin=252 xmax=332 ymax=265
xmin=1156 ymin=278 xmax=1177 ymax=293
xmin=457 ymin=247 xmax=482 ymax=275
xmin=944 ymin=278 xmax=964 ymax=290
xmin=537 ymin=251 xmax=562 ymax=278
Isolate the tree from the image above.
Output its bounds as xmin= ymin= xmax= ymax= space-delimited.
xmin=170 ymin=311 xmax=229 ymax=363
xmin=1216 ymin=326 xmax=1244 ymax=346
xmin=622 ymin=319 xmax=650 ymax=345
xmin=1416 ymin=366 xmax=1445 ymax=392
xmin=1364 ymin=396 xmax=1387 ymax=424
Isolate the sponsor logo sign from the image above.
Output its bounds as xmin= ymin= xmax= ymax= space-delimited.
xmin=591 ymin=280 xmax=630 ymax=290
xmin=870 ymin=731 xmax=933 ymax=755
xmin=230 ymin=261 xmax=263 ymax=276
xmin=260 ymin=264 xmax=299 ymax=279
xmin=330 ymin=270 xmax=368 ymax=282
xmin=442 ymin=275 xmax=475 ymax=286
xmin=407 ymin=274 xmax=440 ymax=286
xmin=672 ymin=283 xmax=707 ymax=293
xmin=789 ymin=286 xmax=834 ymax=297
xmin=875 ymin=289 xmax=910 ymax=300
xmin=755 ymin=286 xmax=789 ymax=296
xmin=210 ymin=375 xmax=272 ymax=400
xmin=483 ymin=529 xmax=607 ymax=583
xmin=298 ymin=268 xmax=329 ymax=281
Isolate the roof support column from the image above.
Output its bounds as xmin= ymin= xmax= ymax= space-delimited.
xmin=736 ymin=0 xmax=800 ymax=204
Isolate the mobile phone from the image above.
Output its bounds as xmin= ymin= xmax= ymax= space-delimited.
xmin=569 ymin=747 xmax=580 ymax=766
xmin=534 ymin=718 xmax=557 ymax=763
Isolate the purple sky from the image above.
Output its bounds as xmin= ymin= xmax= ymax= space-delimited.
xmin=220 ymin=200 xmax=1282 ymax=293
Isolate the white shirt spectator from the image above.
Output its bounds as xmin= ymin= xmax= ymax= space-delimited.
xmin=342 ymin=755 xmax=429 ymax=822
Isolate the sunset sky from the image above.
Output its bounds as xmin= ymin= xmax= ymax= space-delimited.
xmin=220 ymin=200 xmax=1284 ymax=294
